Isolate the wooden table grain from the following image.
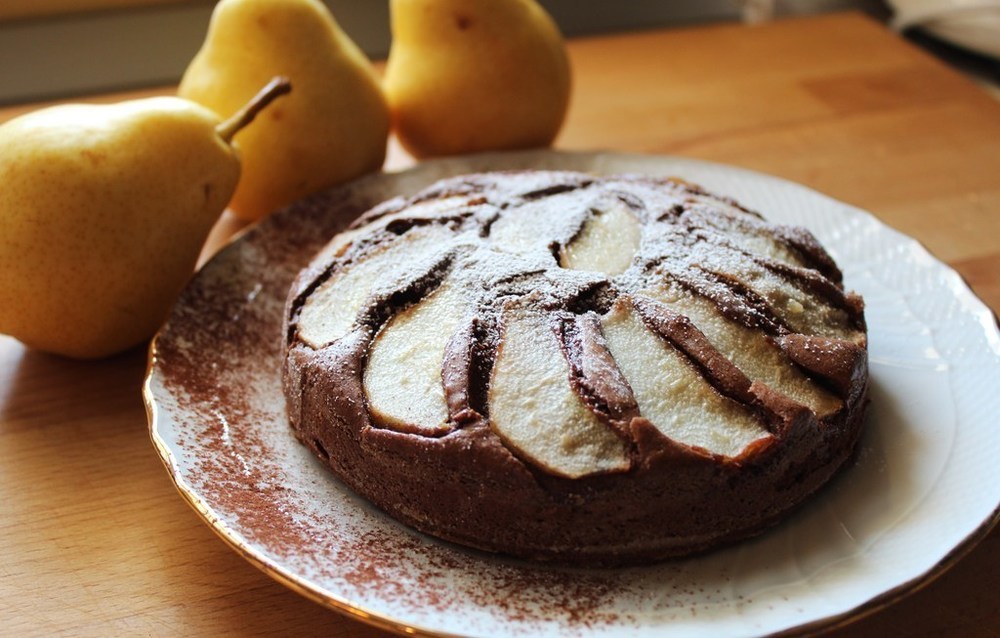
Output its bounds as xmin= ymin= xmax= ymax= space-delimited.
xmin=1 ymin=12 xmax=998 ymax=637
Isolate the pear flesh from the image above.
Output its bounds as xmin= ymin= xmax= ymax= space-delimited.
xmin=0 ymin=81 xmax=289 ymax=359
xmin=489 ymin=307 xmax=631 ymax=479
xmin=600 ymin=299 xmax=770 ymax=458
xmin=179 ymin=0 xmax=390 ymax=221
xmin=384 ymin=0 xmax=571 ymax=158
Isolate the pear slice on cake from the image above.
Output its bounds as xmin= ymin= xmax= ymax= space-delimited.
xmin=488 ymin=306 xmax=631 ymax=479
xmin=364 ymin=281 xmax=469 ymax=436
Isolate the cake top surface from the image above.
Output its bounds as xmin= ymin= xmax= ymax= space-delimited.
xmin=286 ymin=170 xmax=866 ymax=478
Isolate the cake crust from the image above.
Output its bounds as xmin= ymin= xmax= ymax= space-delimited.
xmin=282 ymin=170 xmax=868 ymax=565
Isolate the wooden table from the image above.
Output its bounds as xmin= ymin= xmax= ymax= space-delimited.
xmin=1 ymin=12 xmax=998 ymax=636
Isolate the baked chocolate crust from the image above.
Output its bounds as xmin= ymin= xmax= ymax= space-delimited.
xmin=282 ymin=171 xmax=869 ymax=565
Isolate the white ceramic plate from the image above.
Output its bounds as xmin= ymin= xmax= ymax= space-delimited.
xmin=145 ymin=150 xmax=1000 ymax=637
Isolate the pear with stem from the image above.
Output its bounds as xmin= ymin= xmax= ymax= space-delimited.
xmin=0 ymin=78 xmax=291 ymax=358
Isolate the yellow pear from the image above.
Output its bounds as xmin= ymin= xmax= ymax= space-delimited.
xmin=384 ymin=0 xmax=571 ymax=158
xmin=179 ymin=0 xmax=390 ymax=222
xmin=0 ymin=79 xmax=290 ymax=359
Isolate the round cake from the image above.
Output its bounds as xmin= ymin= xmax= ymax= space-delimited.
xmin=282 ymin=170 xmax=868 ymax=565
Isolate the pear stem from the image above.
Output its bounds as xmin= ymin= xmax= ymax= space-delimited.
xmin=215 ymin=76 xmax=292 ymax=143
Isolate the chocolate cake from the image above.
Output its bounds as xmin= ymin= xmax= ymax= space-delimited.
xmin=282 ymin=170 xmax=868 ymax=565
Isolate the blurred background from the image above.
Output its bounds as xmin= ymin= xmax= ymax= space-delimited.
xmin=0 ymin=0 xmax=996 ymax=105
